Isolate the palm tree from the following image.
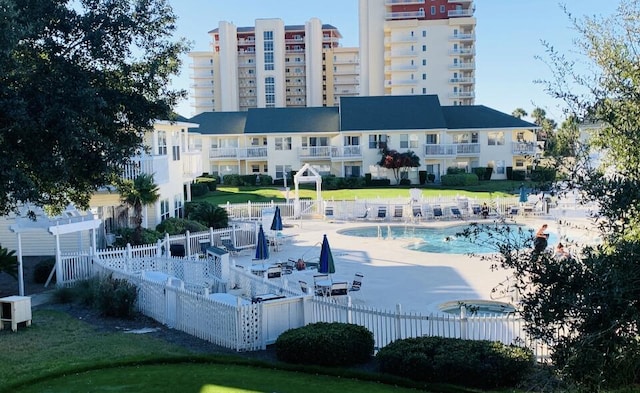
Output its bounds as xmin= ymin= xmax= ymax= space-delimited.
xmin=189 ymin=201 xmax=229 ymax=229
xmin=0 ymin=245 xmax=18 ymax=280
xmin=118 ymin=173 xmax=160 ymax=244
xmin=512 ymin=108 xmax=527 ymax=119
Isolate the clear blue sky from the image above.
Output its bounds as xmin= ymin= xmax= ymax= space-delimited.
xmin=168 ymin=1 xmax=617 ymax=122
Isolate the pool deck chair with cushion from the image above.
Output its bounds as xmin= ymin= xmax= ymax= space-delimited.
xmin=432 ymin=205 xmax=444 ymax=220
xmin=393 ymin=205 xmax=404 ymax=220
xmin=450 ymin=206 xmax=464 ymax=220
xmin=471 ymin=204 xmax=482 ymax=216
xmin=355 ymin=208 xmax=370 ymax=220
xmin=221 ymin=238 xmax=241 ymax=256
xmin=376 ymin=206 xmax=387 ymax=220
xmin=329 ymin=281 xmax=349 ymax=297
xmin=349 ymin=272 xmax=364 ymax=292
xmin=266 ymin=266 xmax=282 ymax=279
xmin=412 ymin=205 xmax=423 ymax=219
xmin=299 ymin=280 xmax=309 ymax=294
xmin=324 ymin=205 xmax=334 ymax=220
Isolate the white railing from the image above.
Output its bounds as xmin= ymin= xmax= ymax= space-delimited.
xmin=121 ymin=155 xmax=169 ymax=184
xmin=298 ymin=146 xmax=331 ymax=159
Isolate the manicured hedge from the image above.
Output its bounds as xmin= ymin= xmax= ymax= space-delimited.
xmin=276 ymin=322 xmax=374 ymax=367
xmin=440 ymin=173 xmax=479 ymax=186
xmin=376 ymin=336 xmax=534 ymax=389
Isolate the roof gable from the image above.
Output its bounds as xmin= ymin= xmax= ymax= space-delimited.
xmin=187 ymin=112 xmax=247 ymax=135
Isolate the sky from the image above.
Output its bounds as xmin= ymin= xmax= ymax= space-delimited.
xmin=167 ymin=1 xmax=618 ymax=123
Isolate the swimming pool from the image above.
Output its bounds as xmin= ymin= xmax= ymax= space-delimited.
xmin=337 ymin=224 xmax=558 ymax=254
xmin=439 ymin=300 xmax=516 ymax=316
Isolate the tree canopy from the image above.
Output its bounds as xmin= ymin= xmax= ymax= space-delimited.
xmin=0 ymin=0 xmax=188 ymax=217
xmin=377 ymin=148 xmax=420 ymax=185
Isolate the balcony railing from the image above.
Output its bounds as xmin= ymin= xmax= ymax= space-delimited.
xmin=449 ymin=33 xmax=475 ymax=41
xmin=238 ymin=147 xmax=268 ymax=159
xmin=424 ymin=143 xmax=480 ymax=156
xmin=385 ymin=0 xmax=425 ymax=4
xmin=182 ymin=150 xmax=203 ymax=181
xmin=298 ymin=146 xmax=332 ymax=159
xmin=122 ymin=155 xmax=169 ymax=184
xmin=448 ymin=9 xmax=474 ymax=17
xmin=512 ymin=142 xmax=537 ymax=155
xmin=386 ymin=10 xmax=425 ymax=20
xmin=448 ymin=62 xmax=475 ymax=70
xmin=210 ymin=147 xmax=238 ymax=159
xmin=331 ymin=145 xmax=362 ymax=159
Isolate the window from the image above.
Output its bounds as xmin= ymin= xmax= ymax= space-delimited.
xmin=368 ymin=134 xmax=388 ymax=149
xmin=251 ymin=164 xmax=261 ymax=173
xmin=495 ymin=160 xmax=505 ymax=174
xmin=173 ymin=195 xmax=183 ymax=218
xmin=422 ymin=30 xmax=426 ymax=37
xmin=515 ymin=159 xmax=525 ymax=167
xmin=157 ymin=131 xmax=167 ymax=155
xmin=488 ymin=131 xmax=505 ymax=146
xmin=265 ymin=76 xmax=275 ymax=107
xmin=160 ymin=199 xmax=170 ymax=221
xmin=440 ymin=5 xmax=445 ymax=13
xmin=422 ymin=88 xmax=426 ymax=94
xmin=275 ymin=164 xmax=292 ymax=180
xmin=422 ymin=45 xmax=426 ymax=52
xmin=422 ymin=59 xmax=426 ymax=66
xmin=426 ymin=133 xmax=438 ymax=144
xmin=431 ymin=6 xmax=436 ymax=14
xmin=263 ymin=31 xmax=274 ymax=71
xmin=250 ymin=137 xmax=266 ymax=146
xmin=400 ymin=134 xmax=409 ymax=149
xmin=275 ymin=137 xmax=292 ymax=150
xmin=344 ymin=135 xmax=359 ymax=146
xmin=516 ymin=131 xmax=525 ymax=142
xmin=302 ymin=136 xmax=328 ymax=147
xmin=344 ymin=164 xmax=361 ymax=177
xmin=171 ymin=131 xmax=180 ymax=161
xmin=422 ymin=73 xmax=426 ymax=80
xmin=409 ymin=134 xmax=419 ymax=148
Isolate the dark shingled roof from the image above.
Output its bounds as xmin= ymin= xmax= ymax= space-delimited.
xmin=441 ymin=106 xmax=539 ymax=129
xmin=244 ymin=107 xmax=340 ymax=134
xmin=186 ymin=112 xmax=247 ymax=135
xmin=340 ymin=95 xmax=447 ymax=131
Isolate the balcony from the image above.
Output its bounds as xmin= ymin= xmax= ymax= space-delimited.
xmin=448 ymin=62 xmax=475 ymax=70
xmin=424 ymin=143 xmax=480 ymax=157
xmin=122 ymin=155 xmax=169 ymax=184
xmin=449 ymin=33 xmax=475 ymax=41
xmin=384 ymin=35 xmax=418 ymax=45
xmin=331 ymin=145 xmax=362 ymax=160
xmin=448 ymin=77 xmax=475 ymax=84
xmin=384 ymin=64 xmax=418 ymax=73
xmin=448 ymin=47 xmax=475 ymax=56
xmin=512 ymin=142 xmax=537 ymax=155
xmin=385 ymin=49 xmax=418 ymax=58
xmin=448 ymin=9 xmax=474 ymax=17
xmin=385 ymin=0 xmax=425 ymax=4
xmin=182 ymin=150 xmax=202 ymax=181
xmin=448 ymin=0 xmax=473 ymax=4
xmin=210 ymin=147 xmax=238 ymax=159
xmin=384 ymin=78 xmax=418 ymax=87
xmin=386 ymin=10 xmax=425 ymax=20
xmin=448 ymin=91 xmax=475 ymax=98
xmin=238 ymin=147 xmax=268 ymax=159
xmin=298 ymin=146 xmax=331 ymax=160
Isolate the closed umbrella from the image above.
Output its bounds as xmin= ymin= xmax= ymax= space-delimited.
xmin=318 ymin=234 xmax=335 ymax=274
xmin=519 ymin=185 xmax=528 ymax=204
xmin=270 ymin=206 xmax=283 ymax=231
xmin=254 ymin=224 xmax=269 ymax=261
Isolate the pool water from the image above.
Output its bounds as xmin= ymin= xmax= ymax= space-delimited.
xmin=439 ymin=300 xmax=516 ymax=316
xmin=338 ymin=224 xmax=558 ymax=254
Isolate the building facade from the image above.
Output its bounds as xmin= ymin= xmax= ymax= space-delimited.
xmin=188 ymin=19 xmax=359 ymax=115
xmin=189 ymin=95 xmax=538 ymax=185
xmin=359 ymin=0 xmax=476 ymax=105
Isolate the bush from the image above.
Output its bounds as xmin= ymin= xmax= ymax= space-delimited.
xmin=530 ymin=166 xmax=556 ymax=183
xmin=399 ymin=178 xmax=411 ymax=186
xmin=440 ymin=173 xmax=479 ymax=186
xmin=427 ymin=173 xmax=436 ymax=183
xmin=33 ymin=258 xmax=55 ymax=284
xmin=188 ymin=201 xmax=229 ymax=229
xmin=276 ymin=322 xmax=374 ymax=367
xmin=369 ymin=178 xmax=391 ymax=187
xmin=190 ymin=182 xmax=209 ymax=197
xmin=113 ymin=227 xmax=163 ymax=247
xmin=485 ymin=166 xmax=494 ymax=180
xmin=156 ymin=217 xmax=207 ymax=235
xmin=446 ymin=166 xmax=467 ymax=175
xmin=472 ymin=167 xmax=486 ymax=180
xmin=376 ymin=336 xmax=534 ymax=389
xmin=506 ymin=166 xmax=513 ymax=180
xmin=512 ymin=170 xmax=527 ymax=181
xmin=419 ymin=170 xmax=427 ymax=185
xmin=364 ymin=173 xmax=372 ymax=186
xmin=94 ymin=274 xmax=138 ymax=318
xmin=196 ymin=176 xmax=217 ymax=191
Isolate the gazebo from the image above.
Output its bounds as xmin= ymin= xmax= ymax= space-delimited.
xmin=293 ymin=163 xmax=323 ymax=218
xmin=9 ymin=205 xmax=102 ymax=296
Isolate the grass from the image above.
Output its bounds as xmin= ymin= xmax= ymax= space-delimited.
xmin=197 ymin=180 xmax=532 ymax=206
xmin=2 ymin=309 xmax=470 ymax=393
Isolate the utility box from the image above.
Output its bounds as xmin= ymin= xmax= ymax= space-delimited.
xmin=0 ymin=296 xmax=32 ymax=332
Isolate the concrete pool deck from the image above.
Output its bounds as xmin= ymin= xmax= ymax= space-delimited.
xmin=233 ymin=214 xmax=597 ymax=314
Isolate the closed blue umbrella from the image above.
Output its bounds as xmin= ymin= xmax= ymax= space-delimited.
xmin=519 ymin=185 xmax=528 ymax=203
xmin=270 ymin=206 xmax=283 ymax=231
xmin=318 ymin=234 xmax=335 ymax=274
xmin=255 ymin=224 xmax=269 ymax=261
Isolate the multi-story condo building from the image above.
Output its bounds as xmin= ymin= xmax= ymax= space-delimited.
xmin=359 ymin=0 xmax=476 ymax=105
xmin=188 ymin=18 xmax=359 ymax=115
xmin=0 ymin=118 xmax=203 ymax=256
xmin=188 ymin=95 xmax=538 ymax=185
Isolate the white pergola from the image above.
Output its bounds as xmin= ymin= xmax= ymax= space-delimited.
xmin=293 ymin=163 xmax=322 ymax=218
xmin=9 ymin=206 xmax=102 ymax=296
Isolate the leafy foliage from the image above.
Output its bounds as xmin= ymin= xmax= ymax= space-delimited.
xmin=187 ymin=201 xmax=229 ymax=229
xmin=377 ymin=147 xmax=420 ymax=185
xmin=0 ymin=0 xmax=188 ymax=216
xmin=155 ymin=217 xmax=207 ymax=235
xmin=117 ymin=173 xmax=160 ymax=245
xmin=0 ymin=245 xmax=18 ymax=280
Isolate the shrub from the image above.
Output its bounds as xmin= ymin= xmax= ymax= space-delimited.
xmin=530 ymin=166 xmax=556 ymax=183
xmin=196 ymin=176 xmax=217 ymax=191
xmin=376 ymin=336 xmax=534 ymax=389
xmin=113 ymin=227 xmax=162 ymax=247
xmin=512 ymin=170 xmax=527 ymax=181
xmin=33 ymin=258 xmax=56 ymax=284
xmin=94 ymin=274 xmax=138 ymax=318
xmin=440 ymin=173 xmax=479 ymax=186
xmin=369 ymin=178 xmax=391 ymax=187
xmin=190 ymin=182 xmax=209 ymax=197
xmin=506 ymin=166 xmax=513 ymax=180
xmin=52 ymin=286 xmax=75 ymax=304
xmin=446 ymin=166 xmax=467 ymax=175
xmin=485 ymin=165 xmax=494 ymax=180
xmin=276 ymin=322 xmax=374 ymax=367
xmin=188 ymin=201 xmax=229 ymax=229
xmin=427 ymin=173 xmax=436 ymax=183
xmin=364 ymin=173 xmax=372 ymax=186
xmin=156 ymin=217 xmax=207 ymax=235
xmin=418 ymin=170 xmax=427 ymax=185
xmin=399 ymin=178 xmax=411 ymax=186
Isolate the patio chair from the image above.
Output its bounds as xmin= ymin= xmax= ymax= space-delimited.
xmin=299 ymin=280 xmax=309 ymax=294
xmin=355 ymin=207 xmax=370 ymax=220
xmin=266 ymin=265 xmax=282 ymax=279
xmin=450 ymin=207 xmax=463 ymax=220
xmin=412 ymin=205 xmax=422 ymax=218
xmin=324 ymin=205 xmax=334 ymax=219
xmin=376 ymin=206 xmax=387 ymax=220
xmin=313 ymin=274 xmax=329 ymax=296
xmin=432 ymin=205 xmax=443 ymax=220
xmin=221 ymin=238 xmax=241 ymax=256
xmin=393 ymin=205 xmax=404 ymax=220
xmin=349 ymin=272 xmax=364 ymax=292
xmin=329 ymin=281 xmax=349 ymax=297
xmin=471 ymin=204 xmax=482 ymax=216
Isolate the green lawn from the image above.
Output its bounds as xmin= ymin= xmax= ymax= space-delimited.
xmin=1 ymin=309 xmax=461 ymax=393
xmin=196 ymin=181 xmax=530 ymax=206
